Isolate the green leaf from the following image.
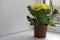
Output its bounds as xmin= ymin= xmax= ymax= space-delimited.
xmin=27 ymin=5 xmax=35 ymax=17
xmin=30 ymin=22 xmax=34 ymax=25
xmin=27 ymin=16 xmax=34 ymax=22
xmin=52 ymin=9 xmax=58 ymax=15
xmin=48 ymin=20 xmax=56 ymax=27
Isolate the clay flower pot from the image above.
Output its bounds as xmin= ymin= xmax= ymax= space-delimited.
xmin=34 ymin=25 xmax=47 ymax=38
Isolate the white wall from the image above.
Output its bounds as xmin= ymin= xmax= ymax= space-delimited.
xmin=0 ymin=0 xmax=2 ymax=36
xmin=0 ymin=0 xmax=36 ymax=36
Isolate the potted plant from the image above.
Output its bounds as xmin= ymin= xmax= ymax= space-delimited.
xmin=27 ymin=3 xmax=58 ymax=38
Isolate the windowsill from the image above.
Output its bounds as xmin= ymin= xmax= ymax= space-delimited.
xmin=48 ymin=24 xmax=60 ymax=34
xmin=1 ymin=30 xmax=60 ymax=40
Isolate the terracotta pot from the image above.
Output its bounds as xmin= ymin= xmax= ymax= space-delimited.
xmin=34 ymin=25 xmax=47 ymax=38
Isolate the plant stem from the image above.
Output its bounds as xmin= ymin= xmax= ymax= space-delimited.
xmin=43 ymin=0 xmax=46 ymax=3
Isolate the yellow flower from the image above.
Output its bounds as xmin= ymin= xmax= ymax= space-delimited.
xmin=32 ymin=4 xmax=42 ymax=10
xmin=32 ymin=3 xmax=50 ymax=10
xmin=41 ymin=4 xmax=50 ymax=9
